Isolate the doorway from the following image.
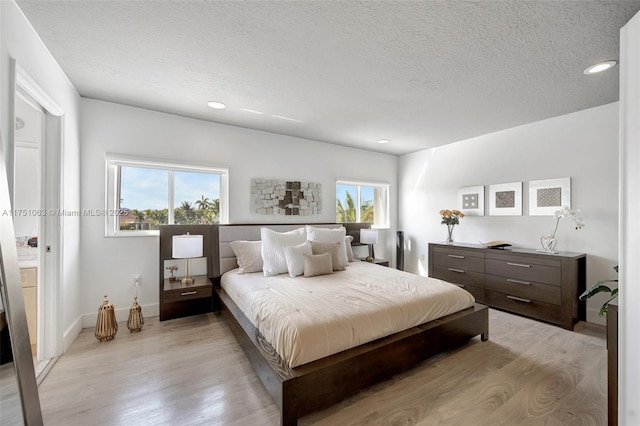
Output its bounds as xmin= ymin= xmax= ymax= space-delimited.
xmin=11 ymin=61 xmax=64 ymax=382
xmin=13 ymin=92 xmax=42 ymax=369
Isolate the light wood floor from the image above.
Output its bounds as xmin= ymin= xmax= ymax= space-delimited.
xmin=38 ymin=309 xmax=607 ymax=425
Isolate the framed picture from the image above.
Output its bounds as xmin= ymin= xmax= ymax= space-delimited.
xmin=489 ymin=182 xmax=522 ymax=216
xmin=529 ymin=178 xmax=571 ymax=216
xmin=458 ymin=185 xmax=484 ymax=216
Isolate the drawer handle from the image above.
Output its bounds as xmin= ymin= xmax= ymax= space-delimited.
xmin=448 ymin=268 xmax=465 ymax=273
xmin=507 ymin=295 xmax=532 ymax=303
xmin=507 ymin=262 xmax=531 ymax=268
xmin=455 ymin=284 xmax=466 ymax=288
xmin=507 ymin=278 xmax=532 ymax=286
xmin=181 ymin=291 xmax=198 ymax=296
xmin=448 ymin=254 xmax=465 ymax=259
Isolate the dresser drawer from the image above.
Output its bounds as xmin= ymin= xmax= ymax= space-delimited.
xmin=485 ymin=290 xmax=561 ymax=324
xmin=485 ymin=257 xmax=561 ymax=286
xmin=433 ymin=250 xmax=484 ymax=273
xmin=164 ymin=285 xmax=212 ymax=303
xmin=485 ymin=274 xmax=561 ymax=305
xmin=433 ymin=265 xmax=484 ymax=288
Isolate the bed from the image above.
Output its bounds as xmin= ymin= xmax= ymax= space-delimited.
xmin=212 ymin=224 xmax=489 ymax=425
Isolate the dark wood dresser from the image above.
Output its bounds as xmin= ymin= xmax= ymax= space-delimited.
xmin=428 ymin=242 xmax=586 ymax=330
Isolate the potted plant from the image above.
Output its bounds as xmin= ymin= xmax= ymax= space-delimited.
xmin=579 ymin=265 xmax=618 ymax=315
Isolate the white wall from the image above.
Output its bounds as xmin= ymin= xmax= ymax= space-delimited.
xmin=80 ymin=98 xmax=398 ymax=325
xmin=1 ymin=1 xmax=82 ymax=352
xmin=619 ymin=10 xmax=640 ymax=425
xmin=399 ymin=102 xmax=619 ymax=324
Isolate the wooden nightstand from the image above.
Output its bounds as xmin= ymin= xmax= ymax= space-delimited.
xmin=159 ymin=225 xmax=219 ymax=321
xmin=361 ymin=258 xmax=389 ymax=267
xmin=161 ymin=275 xmax=213 ymax=321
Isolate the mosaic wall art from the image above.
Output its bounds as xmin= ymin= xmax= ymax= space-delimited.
xmin=489 ymin=182 xmax=522 ymax=216
xmin=528 ymin=178 xmax=571 ymax=216
xmin=457 ymin=185 xmax=485 ymax=216
xmin=251 ymin=178 xmax=322 ymax=216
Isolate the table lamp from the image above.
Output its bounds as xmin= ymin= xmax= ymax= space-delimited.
xmin=360 ymin=229 xmax=378 ymax=262
xmin=172 ymin=233 xmax=203 ymax=285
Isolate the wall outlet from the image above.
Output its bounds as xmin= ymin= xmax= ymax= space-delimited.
xmin=132 ymin=273 xmax=141 ymax=286
xmin=419 ymin=254 xmax=425 ymax=262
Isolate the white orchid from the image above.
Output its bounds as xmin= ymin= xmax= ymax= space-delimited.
xmin=554 ymin=206 xmax=585 ymax=230
xmin=540 ymin=206 xmax=585 ymax=253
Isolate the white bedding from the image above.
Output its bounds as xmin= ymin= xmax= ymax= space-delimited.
xmin=221 ymin=262 xmax=475 ymax=367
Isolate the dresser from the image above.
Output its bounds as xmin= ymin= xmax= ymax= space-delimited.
xmin=428 ymin=243 xmax=586 ymax=330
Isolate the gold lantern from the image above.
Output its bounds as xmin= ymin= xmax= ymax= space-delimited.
xmin=95 ymin=295 xmax=118 ymax=342
xmin=127 ymin=297 xmax=144 ymax=333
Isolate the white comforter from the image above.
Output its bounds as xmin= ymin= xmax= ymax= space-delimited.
xmin=221 ymin=262 xmax=475 ymax=367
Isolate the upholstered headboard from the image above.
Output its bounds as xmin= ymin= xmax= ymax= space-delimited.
xmin=216 ymin=223 xmax=371 ymax=277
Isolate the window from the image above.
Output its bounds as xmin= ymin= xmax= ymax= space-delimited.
xmin=106 ymin=154 xmax=228 ymax=236
xmin=336 ymin=181 xmax=389 ymax=228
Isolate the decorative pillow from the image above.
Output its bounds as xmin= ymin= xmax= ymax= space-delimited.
xmin=306 ymin=225 xmax=349 ymax=266
xmin=345 ymin=235 xmax=354 ymax=262
xmin=284 ymin=241 xmax=313 ymax=277
xmin=261 ymin=227 xmax=307 ymax=276
xmin=230 ymin=240 xmax=263 ymax=274
xmin=303 ymin=252 xmax=333 ymax=277
xmin=310 ymin=241 xmax=345 ymax=271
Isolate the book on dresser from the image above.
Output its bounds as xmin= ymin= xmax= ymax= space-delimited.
xmin=428 ymin=242 xmax=586 ymax=330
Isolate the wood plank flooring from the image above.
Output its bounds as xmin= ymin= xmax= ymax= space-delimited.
xmin=37 ymin=309 xmax=607 ymax=425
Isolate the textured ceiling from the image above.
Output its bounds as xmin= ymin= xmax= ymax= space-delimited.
xmin=16 ymin=1 xmax=640 ymax=155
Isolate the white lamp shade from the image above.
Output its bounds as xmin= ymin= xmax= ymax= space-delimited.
xmin=172 ymin=234 xmax=203 ymax=259
xmin=360 ymin=229 xmax=379 ymax=245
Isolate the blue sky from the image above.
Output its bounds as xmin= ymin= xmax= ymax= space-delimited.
xmin=120 ymin=166 xmax=220 ymax=210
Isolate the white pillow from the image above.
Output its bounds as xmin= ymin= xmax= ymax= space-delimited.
xmin=310 ymin=241 xmax=345 ymax=271
xmin=230 ymin=240 xmax=263 ymax=274
xmin=345 ymin=235 xmax=355 ymax=262
xmin=303 ymin=252 xmax=333 ymax=277
xmin=284 ymin=241 xmax=313 ymax=277
xmin=306 ymin=225 xmax=349 ymax=267
xmin=261 ymin=227 xmax=307 ymax=276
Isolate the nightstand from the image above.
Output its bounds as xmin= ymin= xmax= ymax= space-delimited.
xmin=361 ymin=258 xmax=389 ymax=267
xmin=161 ymin=275 xmax=213 ymax=321
xmin=159 ymin=224 xmax=219 ymax=321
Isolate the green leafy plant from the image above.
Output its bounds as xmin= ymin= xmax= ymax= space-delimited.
xmin=579 ymin=265 xmax=618 ymax=316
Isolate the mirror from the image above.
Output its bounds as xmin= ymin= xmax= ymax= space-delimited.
xmin=0 ymin=131 xmax=43 ymax=424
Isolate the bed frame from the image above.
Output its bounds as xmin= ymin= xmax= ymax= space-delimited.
xmin=212 ymin=224 xmax=489 ymax=425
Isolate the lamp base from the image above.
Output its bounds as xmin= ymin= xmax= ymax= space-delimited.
xmin=181 ymin=276 xmax=195 ymax=285
xmin=365 ymin=256 xmax=374 ymax=262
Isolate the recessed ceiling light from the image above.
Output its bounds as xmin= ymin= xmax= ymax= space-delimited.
xmin=207 ymin=101 xmax=226 ymax=109
xmin=240 ymin=108 xmax=264 ymax=115
xmin=377 ymin=139 xmax=390 ymax=144
xmin=584 ymin=60 xmax=617 ymax=75
xmin=272 ymin=115 xmax=304 ymax=123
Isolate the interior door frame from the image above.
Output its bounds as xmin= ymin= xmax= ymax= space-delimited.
xmin=9 ymin=59 xmax=64 ymax=361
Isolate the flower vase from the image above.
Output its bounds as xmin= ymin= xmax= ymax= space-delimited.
xmin=539 ymin=235 xmax=559 ymax=254
xmin=446 ymin=225 xmax=455 ymax=244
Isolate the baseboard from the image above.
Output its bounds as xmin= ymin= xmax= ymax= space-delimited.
xmin=81 ymin=302 xmax=159 ymax=329
xmin=63 ymin=316 xmax=83 ymax=352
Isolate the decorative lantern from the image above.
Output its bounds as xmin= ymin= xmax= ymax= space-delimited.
xmin=95 ymin=295 xmax=118 ymax=342
xmin=127 ymin=297 xmax=144 ymax=333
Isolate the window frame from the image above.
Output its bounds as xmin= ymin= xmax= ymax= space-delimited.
xmin=105 ymin=154 xmax=229 ymax=237
xmin=336 ymin=180 xmax=390 ymax=229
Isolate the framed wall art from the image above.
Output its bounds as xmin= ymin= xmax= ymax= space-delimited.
xmin=529 ymin=177 xmax=571 ymax=216
xmin=489 ymin=182 xmax=522 ymax=216
xmin=457 ymin=185 xmax=485 ymax=216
